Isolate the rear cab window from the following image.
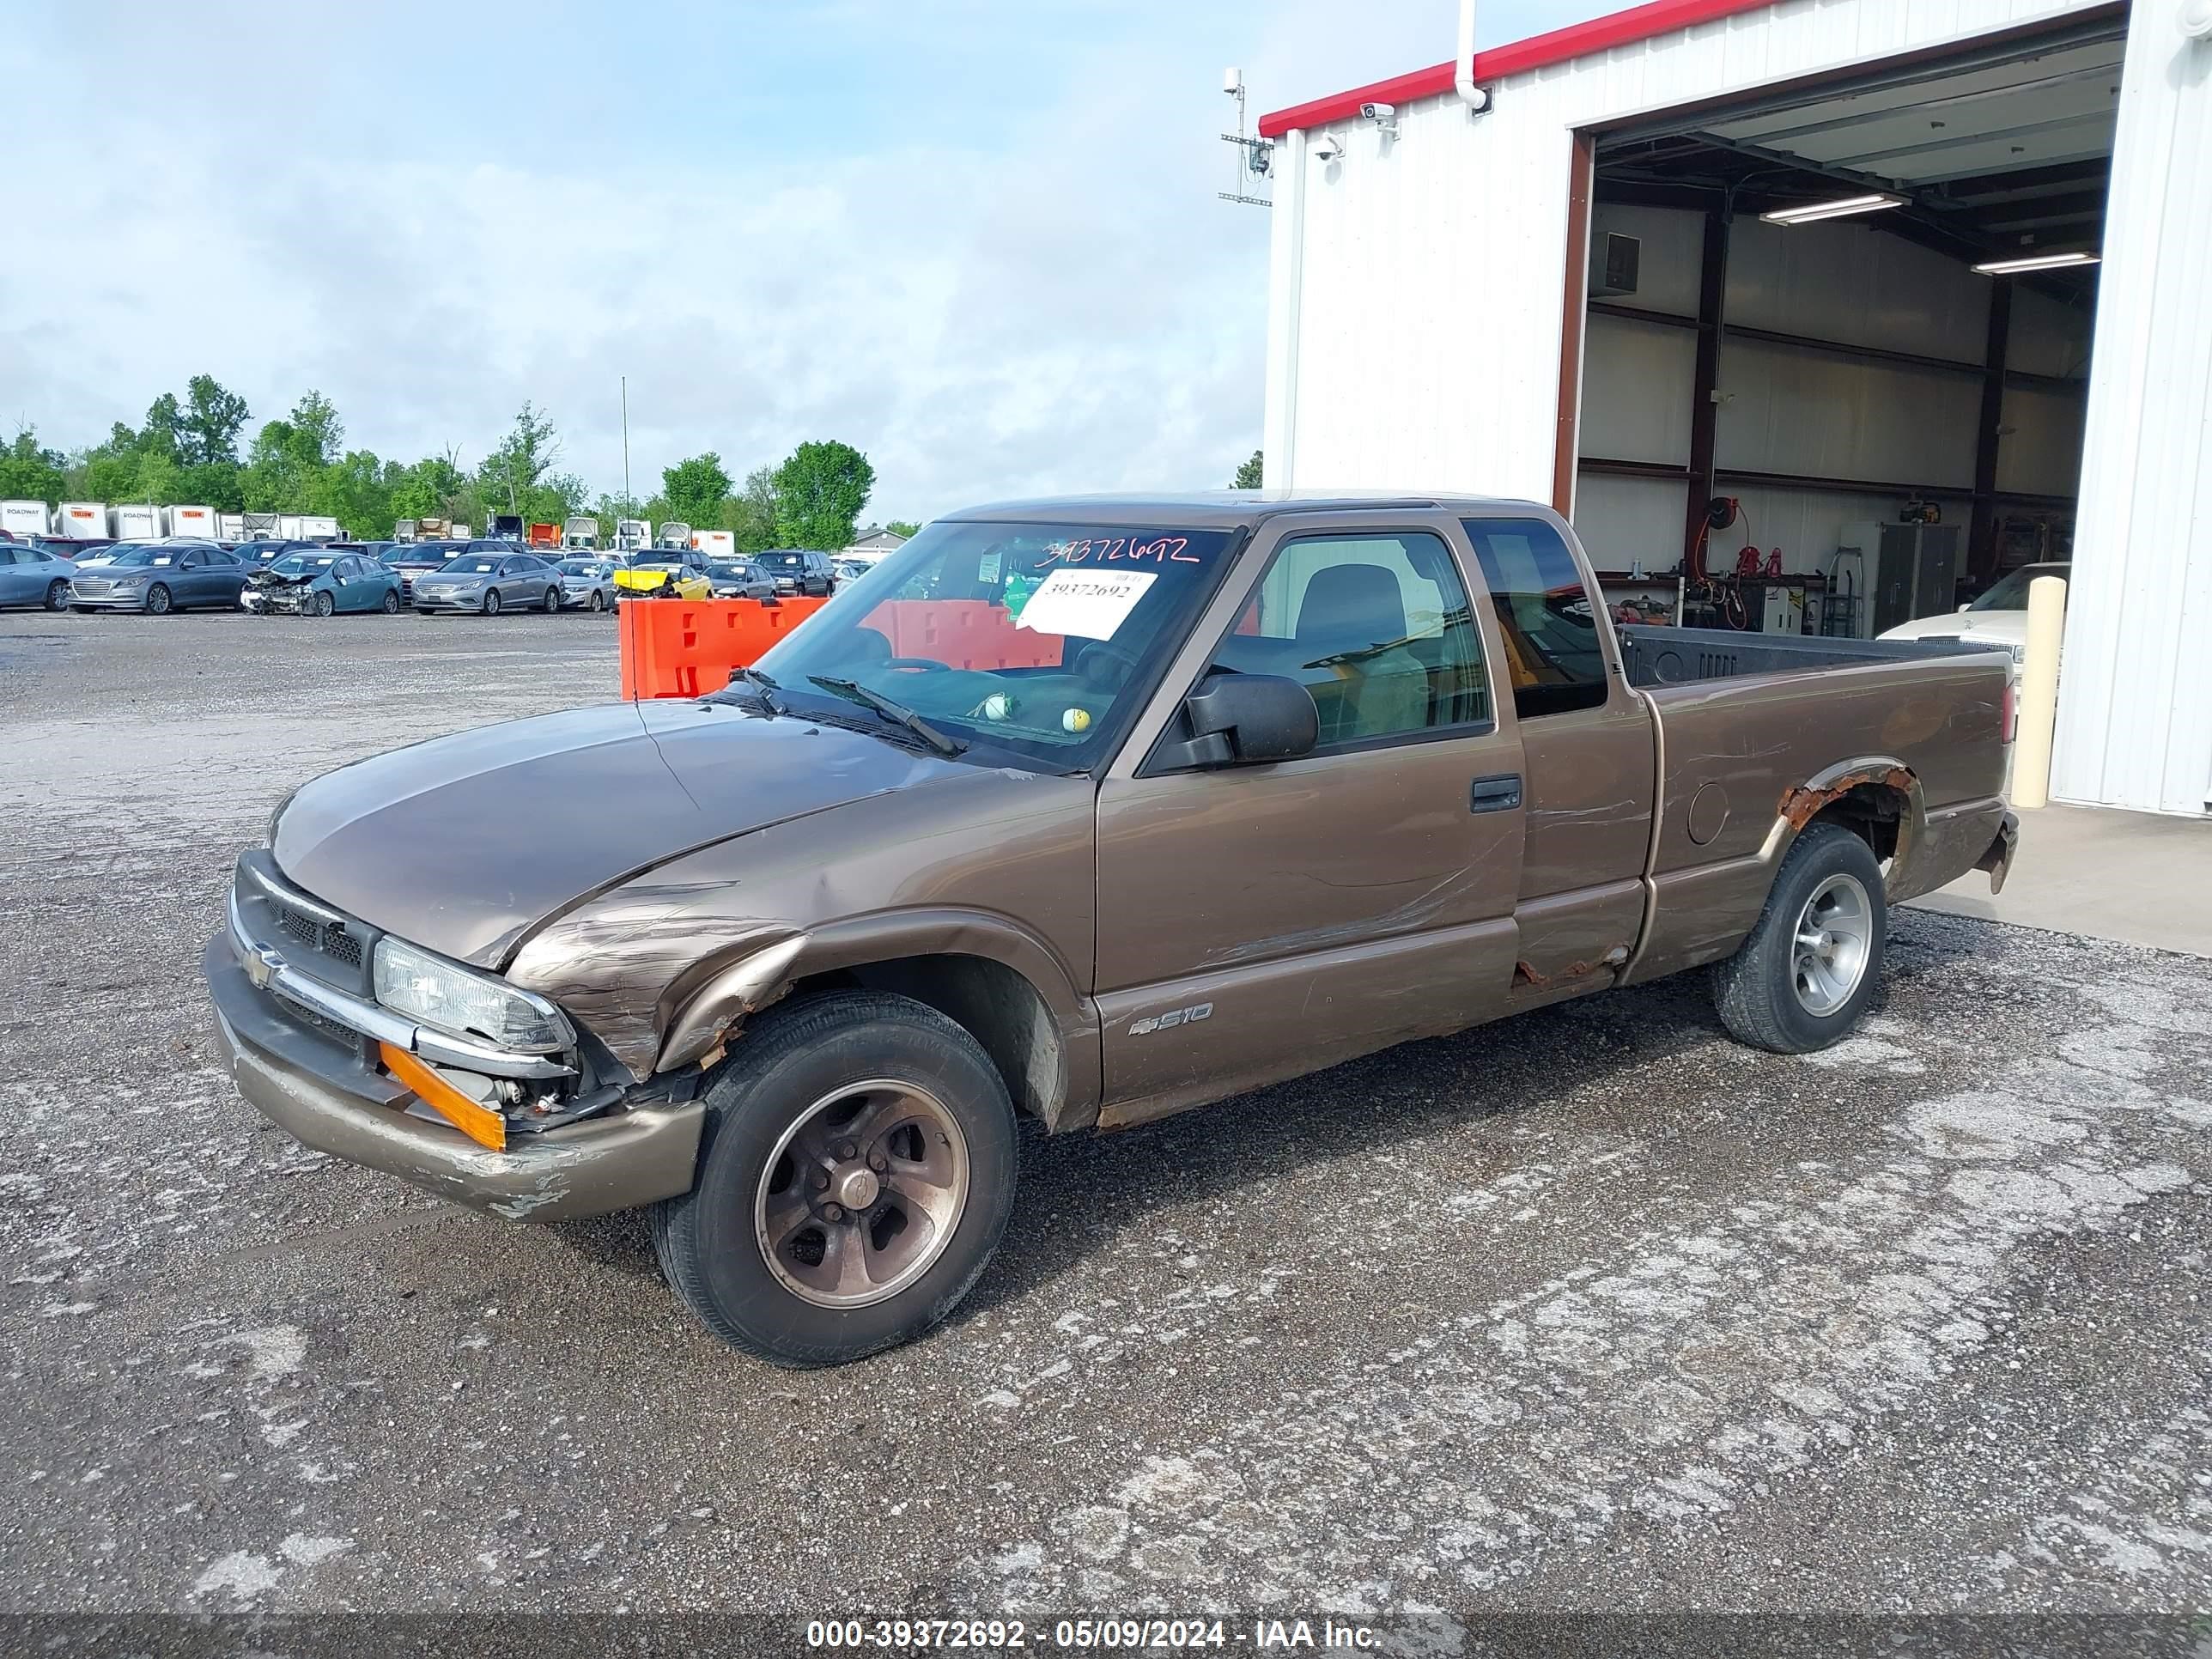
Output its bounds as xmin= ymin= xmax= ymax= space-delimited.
xmin=1461 ymin=518 xmax=1609 ymax=719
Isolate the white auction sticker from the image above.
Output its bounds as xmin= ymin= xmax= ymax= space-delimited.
xmin=1013 ymin=568 xmax=1157 ymax=640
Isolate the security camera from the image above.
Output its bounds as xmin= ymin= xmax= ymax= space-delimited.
xmin=1311 ymin=134 xmax=1344 ymax=162
xmin=1359 ymin=102 xmax=1395 ymax=122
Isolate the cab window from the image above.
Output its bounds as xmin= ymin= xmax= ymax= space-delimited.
xmin=1207 ymin=531 xmax=1489 ymax=749
xmin=1462 ymin=519 xmax=1608 ymax=719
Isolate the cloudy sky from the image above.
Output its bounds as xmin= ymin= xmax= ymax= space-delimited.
xmin=7 ymin=0 xmax=1613 ymax=522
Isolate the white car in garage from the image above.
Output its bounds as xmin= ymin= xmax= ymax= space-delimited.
xmin=1879 ymin=562 xmax=2069 ymax=669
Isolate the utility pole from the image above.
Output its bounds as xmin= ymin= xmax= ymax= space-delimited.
xmin=621 ymin=376 xmax=630 ymax=509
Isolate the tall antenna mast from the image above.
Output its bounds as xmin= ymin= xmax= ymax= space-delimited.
xmin=621 ymin=375 xmax=630 ymax=507
xmin=1218 ymin=68 xmax=1273 ymax=209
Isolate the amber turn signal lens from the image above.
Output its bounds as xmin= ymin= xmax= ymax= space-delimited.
xmin=378 ymin=1041 xmax=506 ymax=1151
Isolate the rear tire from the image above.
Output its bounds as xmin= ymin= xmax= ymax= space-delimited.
xmin=1712 ymin=821 xmax=1887 ymax=1054
xmin=44 ymin=580 xmax=67 ymax=611
xmin=542 ymin=586 xmax=560 ymax=612
xmin=653 ymin=990 xmax=1018 ymax=1367
xmin=380 ymin=590 xmax=400 ymax=614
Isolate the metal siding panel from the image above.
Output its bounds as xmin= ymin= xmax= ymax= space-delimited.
xmin=1993 ymin=383 xmax=2087 ymax=496
xmin=2051 ymin=6 xmax=2212 ymax=814
xmin=1583 ymin=313 xmax=1699 ymax=465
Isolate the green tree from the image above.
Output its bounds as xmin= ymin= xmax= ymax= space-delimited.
xmin=659 ymin=452 xmax=732 ymax=529
xmin=771 ymin=440 xmax=874 ymax=550
xmin=179 ymin=375 xmax=251 ymax=466
xmin=885 ymin=520 xmax=921 ymax=538
xmin=1232 ymin=449 xmax=1263 ymax=489
xmin=0 ymin=428 xmax=67 ymax=505
xmin=724 ymin=466 xmax=780 ymax=551
xmin=389 ymin=451 xmax=472 ymax=525
xmin=477 ymin=401 xmax=563 ymax=520
xmin=242 ymin=391 xmax=347 ymax=511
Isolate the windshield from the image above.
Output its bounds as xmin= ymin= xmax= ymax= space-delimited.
xmin=441 ymin=558 xmax=501 ymax=574
xmin=765 ymin=552 xmax=807 ymax=568
xmin=749 ymin=519 xmax=1237 ymax=770
xmin=270 ymin=555 xmax=337 ymax=575
xmin=106 ymin=548 xmax=173 ymax=568
xmin=558 ymin=559 xmax=606 ymax=575
xmin=1969 ymin=563 xmax=2069 ymax=612
xmin=638 ymin=556 xmax=685 ymax=570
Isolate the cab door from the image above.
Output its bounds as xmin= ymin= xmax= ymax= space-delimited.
xmin=1092 ymin=511 xmax=1527 ymax=1126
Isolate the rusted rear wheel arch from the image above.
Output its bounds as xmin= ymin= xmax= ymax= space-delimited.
xmin=1771 ymin=761 xmax=1923 ymax=881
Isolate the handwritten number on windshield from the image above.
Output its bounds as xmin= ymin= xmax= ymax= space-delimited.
xmin=1042 ymin=536 xmax=1194 ymax=566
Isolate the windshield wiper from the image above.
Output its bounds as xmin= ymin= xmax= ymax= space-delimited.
xmin=729 ymin=665 xmax=784 ymax=715
xmin=806 ymin=675 xmax=966 ymax=757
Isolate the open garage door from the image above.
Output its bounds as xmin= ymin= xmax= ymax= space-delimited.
xmin=1565 ymin=10 xmax=2121 ymax=642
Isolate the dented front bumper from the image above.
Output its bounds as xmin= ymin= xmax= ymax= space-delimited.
xmin=204 ymin=932 xmax=703 ymax=1221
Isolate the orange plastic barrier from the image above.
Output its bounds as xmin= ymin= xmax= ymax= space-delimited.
xmin=870 ymin=600 xmax=1066 ymax=670
xmin=618 ymin=596 xmax=830 ymax=700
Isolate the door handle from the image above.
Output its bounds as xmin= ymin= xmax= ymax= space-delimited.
xmin=1469 ymin=773 xmax=1522 ymax=813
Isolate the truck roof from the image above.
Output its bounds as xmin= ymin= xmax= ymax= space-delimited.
xmin=940 ymin=490 xmax=1548 ymax=528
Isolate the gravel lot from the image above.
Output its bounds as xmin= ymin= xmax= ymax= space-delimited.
xmin=3 ymin=609 xmax=2209 ymax=1632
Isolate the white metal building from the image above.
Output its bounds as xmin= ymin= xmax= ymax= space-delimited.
xmin=1258 ymin=0 xmax=2212 ymax=817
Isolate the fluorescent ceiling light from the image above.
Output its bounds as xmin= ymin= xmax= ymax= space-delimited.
xmin=1760 ymin=192 xmax=1904 ymax=225
xmin=1973 ymin=251 xmax=2102 ymax=275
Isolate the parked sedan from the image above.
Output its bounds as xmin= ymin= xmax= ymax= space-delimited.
xmin=555 ymin=557 xmax=618 ymax=611
xmin=67 ymin=543 xmax=249 ymax=613
xmin=379 ymin=541 xmax=471 ymax=601
xmin=0 ymin=541 xmax=79 ymax=610
xmin=243 ymin=550 xmax=404 ymax=617
xmin=411 ymin=550 xmax=565 ymax=615
xmin=705 ymin=557 xmax=775 ymax=599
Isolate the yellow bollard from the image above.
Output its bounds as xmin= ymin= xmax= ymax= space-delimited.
xmin=2010 ymin=574 xmax=2068 ymax=810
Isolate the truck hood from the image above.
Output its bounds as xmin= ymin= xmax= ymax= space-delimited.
xmin=1878 ymin=611 xmax=2027 ymax=649
xmin=270 ymin=701 xmax=965 ymax=968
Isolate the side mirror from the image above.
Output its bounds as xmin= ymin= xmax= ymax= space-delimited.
xmin=1172 ymin=672 xmax=1319 ymax=768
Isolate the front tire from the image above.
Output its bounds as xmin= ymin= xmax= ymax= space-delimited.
xmin=653 ymin=990 xmax=1018 ymax=1367
xmin=311 ymin=589 xmax=335 ymax=618
xmin=1712 ymin=821 xmax=1887 ymax=1054
xmin=144 ymin=583 xmax=173 ymax=616
xmin=587 ymin=589 xmax=606 ymax=612
xmin=482 ymin=588 xmax=501 ymax=617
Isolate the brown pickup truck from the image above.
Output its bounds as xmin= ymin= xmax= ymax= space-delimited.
xmin=206 ymin=494 xmax=2017 ymax=1364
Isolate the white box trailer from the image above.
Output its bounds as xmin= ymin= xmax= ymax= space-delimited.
xmin=298 ymin=515 xmax=339 ymax=541
xmin=58 ymin=502 xmax=109 ymax=539
xmin=111 ymin=503 xmax=162 ymax=539
xmin=693 ymin=530 xmax=735 ymax=558
xmin=614 ymin=518 xmax=651 ymax=551
xmin=165 ymin=504 xmax=216 ymax=539
xmin=1 ymin=500 xmax=52 ymax=538
xmin=241 ymin=513 xmax=281 ymax=540
xmin=276 ymin=515 xmax=304 ymax=538
xmin=218 ymin=514 xmax=247 ymax=542
xmin=562 ymin=514 xmax=600 ymax=550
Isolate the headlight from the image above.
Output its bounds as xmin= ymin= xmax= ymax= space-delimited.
xmin=373 ymin=935 xmax=574 ymax=1052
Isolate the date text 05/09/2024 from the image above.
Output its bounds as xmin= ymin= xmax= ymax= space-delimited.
xmin=804 ymin=1617 xmax=1379 ymax=1650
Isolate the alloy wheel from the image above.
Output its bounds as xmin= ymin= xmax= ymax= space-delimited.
xmin=753 ymin=1079 xmax=971 ymax=1309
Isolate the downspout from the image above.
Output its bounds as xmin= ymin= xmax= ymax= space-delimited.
xmin=1455 ymin=0 xmax=1493 ymax=114
xmin=1261 ymin=128 xmax=1308 ymax=491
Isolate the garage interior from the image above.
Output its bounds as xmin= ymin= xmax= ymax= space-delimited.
xmin=1569 ymin=9 xmax=2123 ymax=636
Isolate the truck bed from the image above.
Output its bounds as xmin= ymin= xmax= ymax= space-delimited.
xmin=1615 ymin=624 xmax=2008 ymax=686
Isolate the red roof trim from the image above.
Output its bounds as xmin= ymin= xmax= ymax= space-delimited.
xmin=1256 ymin=0 xmax=1781 ymax=137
